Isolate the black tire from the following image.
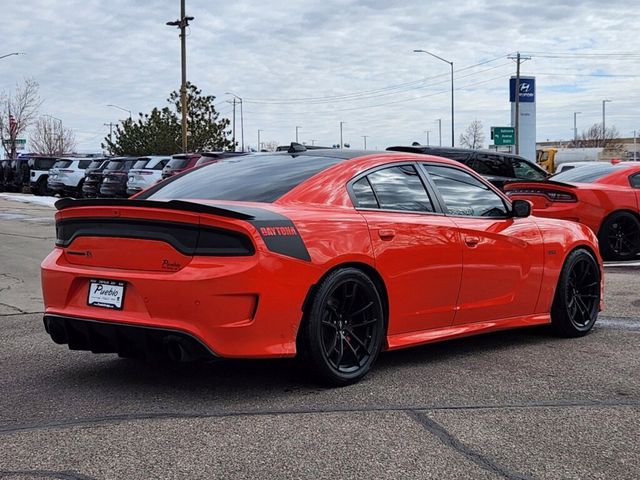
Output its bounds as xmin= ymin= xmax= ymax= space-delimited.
xmin=551 ymin=249 xmax=601 ymax=337
xmin=76 ymin=179 xmax=85 ymax=198
xmin=299 ymin=268 xmax=385 ymax=386
xmin=598 ymin=211 xmax=640 ymax=261
xmin=36 ymin=178 xmax=48 ymax=196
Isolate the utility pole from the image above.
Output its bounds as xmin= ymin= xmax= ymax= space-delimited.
xmin=104 ymin=122 xmax=116 ymax=152
xmin=239 ymin=99 xmax=244 ymax=151
xmin=295 ymin=126 xmax=301 ymax=143
xmin=362 ymin=135 xmax=369 ymax=149
xmin=508 ymin=52 xmax=531 ymax=155
xmin=573 ymin=112 xmax=581 ymax=143
xmin=230 ymin=98 xmax=236 ymax=151
xmin=340 ymin=121 xmax=345 ymax=148
xmin=424 ymin=130 xmax=430 ymax=146
xmin=257 ymin=129 xmax=263 ymax=152
xmin=166 ymin=0 xmax=194 ymax=153
xmin=436 ymin=119 xmax=442 ymax=146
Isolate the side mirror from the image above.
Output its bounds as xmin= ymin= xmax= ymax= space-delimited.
xmin=512 ymin=199 xmax=532 ymax=218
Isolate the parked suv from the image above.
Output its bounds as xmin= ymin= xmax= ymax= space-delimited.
xmin=7 ymin=158 xmax=31 ymax=193
xmin=161 ymin=154 xmax=200 ymax=180
xmin=82 ymin=159 xmax=111 ymax=198
xmin=386 ymin=145 xmax=548 ymax=189
xmin=28 ymin=156 xmax=59 ymax=195
xmin=126 ymin=156 xmax=171 ymax=196
xmin=48 ymin=157 xmax=96 ymax=197
xmin=0 ymin=159 xmax=13 ymax=192
xmin=99 ymin=157 xmax=137 ymax=197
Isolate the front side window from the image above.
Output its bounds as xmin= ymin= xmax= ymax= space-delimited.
xmin=423 ymin=164 xmax=508 ymax=217
xmin=364 ymin=165 xmax=434 ymax=212
xmin=512 ymin=158 xmax=547 ymax=180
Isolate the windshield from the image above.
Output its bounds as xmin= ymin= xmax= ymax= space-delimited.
xmin=142 ymin=153 xmax=344 ymax=203
xmin=551 ymin=163 xmax=625 ymax=183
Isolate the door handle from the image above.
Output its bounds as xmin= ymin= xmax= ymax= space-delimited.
xmin=378 ymin=229 xmax=396 ymax=240
xmin=464 ymin=236 xmax=480 ymax=247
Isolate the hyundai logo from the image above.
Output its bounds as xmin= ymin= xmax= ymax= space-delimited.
xmin=520 ymin=83 xmax=531 ymax=93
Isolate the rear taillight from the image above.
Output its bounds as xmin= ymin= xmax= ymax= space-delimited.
xmin=140 ymin=171 xmax=153 ymax=175
xmin=59 ymin=169 xmax=74 ymax=173
xmin=507 ymin=188 xmax=577 ymax=202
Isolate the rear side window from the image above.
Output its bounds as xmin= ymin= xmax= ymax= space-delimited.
xmin=133 ymin=159 xmax=150 ymax=169
xmin=55 ymin=160 xmax=72 ymax=169
xmin=359 ymin=165 xmax=434 ymax=212
xmin=630 ymin=173 xmax=640 ymax=188
xmin=143 ymin=154 xmax=344 ymax=203
xmin=473 ymin=154 xmax=513 ymax=177
xmin=423 ymin=164 xmax=508 ymax=217
xmin=105 ymin=161 xmax=126 ymax=171
xmin=352 ymin=177 xmax=379 ymax=208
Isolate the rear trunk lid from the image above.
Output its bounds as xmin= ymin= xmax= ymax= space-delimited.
xmin=54 ymin=199 xmax=256 ymax=272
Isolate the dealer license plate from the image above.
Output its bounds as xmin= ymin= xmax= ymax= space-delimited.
xmin=87 ymin=279 xmax=126 ymax=310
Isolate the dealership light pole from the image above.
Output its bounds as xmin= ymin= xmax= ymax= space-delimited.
xmin=107 ymin=104 xmax=132 ymax=120
xmin=414 ymin=49 xmax=454 ymax=147
xmin=436 ymin=118 xmax=442 ymax=146
xmin=0 ymin=52 xmax=24 ymax=61
xmin=602 ymin=99 xmax=611 ymax=139
xmin=166 ymin=0 xmax=194 ymax=153
xmin=573 ymin=112 xmax=581 ymax=142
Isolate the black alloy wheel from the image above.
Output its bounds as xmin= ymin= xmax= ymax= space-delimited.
xmin=551 ymin=249 xmax=600 ymax=337
xmin=598 ymin=212 xmax=640 ymax=261
xmin=300 ymin=268 xmax=384 ymax=386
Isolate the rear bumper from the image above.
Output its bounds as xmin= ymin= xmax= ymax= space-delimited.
xmin=44 ymin=314 xmax=215 ymax=360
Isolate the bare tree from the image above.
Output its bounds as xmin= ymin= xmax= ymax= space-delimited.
xmin=261 ymin=140 xmax=279 ymax=152
xmin=29 ymin=116 xmax=76 ymax=156
xmin=459 ymin=120 xmax=485 ymax=149
xmin=0 ymin=78 xmax=42 ymax=158
xmin=570 ymin=123 xmax=621 ymax=149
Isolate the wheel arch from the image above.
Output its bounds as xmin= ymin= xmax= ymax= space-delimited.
xmin=597 ymin=208 xmax=640 ymax=237
xmin=297 ymin=261 xmax=390 ymax=349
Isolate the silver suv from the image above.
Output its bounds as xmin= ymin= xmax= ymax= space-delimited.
xmin=126 ymin=156 xmax=171 ymax=196
xmin=48 ymin=157 xmax=101 ymax=197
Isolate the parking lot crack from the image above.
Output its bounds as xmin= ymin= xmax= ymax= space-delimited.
xmin=0 ymin=470 xmax=97 ymax=480
xmin=406 ymin=410 xmax=537 ymax=480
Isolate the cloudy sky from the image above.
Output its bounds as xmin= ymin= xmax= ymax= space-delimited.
xmin=2 ymin=0 xmax=640 ymax=155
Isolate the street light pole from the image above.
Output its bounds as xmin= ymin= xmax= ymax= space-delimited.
xmin=436 ymin=119 xmax=442 ymax=146
xmin=107 ymin=104 xmax=132 ymax=120
xmin=340 ymin=122 xmax=345 ymax=148
xmin=602 ymin=100 xmax=611 ymax=140
xmin=0 ymin=52 xmax=24 ymax=61
xmin=424 ymin=130 xmax=430 ymax=146
xmin=414 ymin=49 xmax=454 ymax=147
xmin=634 ymin=130 xmax=637 ymax=161
xmin=573 ymin=112 xmax=581 ymax=143
xmin=295 ymin=126 xmax=302 ymax=143
xmin=257 ymin=129 xmax=263 ymax=152
xmin=362 ymin=135 xmax=369 ymax=149
xmin=166 ymin=0 xmax=194 ymax=153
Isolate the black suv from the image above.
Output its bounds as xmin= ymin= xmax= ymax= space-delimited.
xmin=82 ymin=159 xmax=111 ymax=198
xmin=99 ymin=157 xmax=137 ymax=197
xmin=387 ymin=145 xmax=548 ymax=189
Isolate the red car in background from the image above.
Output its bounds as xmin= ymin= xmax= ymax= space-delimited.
xmin=42 ymin=149 xmax=603 ymax=385
xmin=160 ymin=153 xmax=201 ymax=180
xmin=504 ymin=162 xmax=640 ymax=260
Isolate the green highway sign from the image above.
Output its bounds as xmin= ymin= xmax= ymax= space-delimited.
xmin=2 ymin=138 xmax=26 ymax=145
xmin=491 ymin=127 xmax=515 ymax=146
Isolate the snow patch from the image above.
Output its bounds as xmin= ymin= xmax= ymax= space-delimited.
xmin=0 ymin=193 xmax=58 ymax=208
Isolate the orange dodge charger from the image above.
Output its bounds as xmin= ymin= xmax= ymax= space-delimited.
xmin=42 ymin=147 xmax=603 ymax=385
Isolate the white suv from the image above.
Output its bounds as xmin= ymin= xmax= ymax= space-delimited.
xmin=126 ymin=156 xmax=171 ymax=196
xmin=48 ymin=157 xmax=101 ymax=197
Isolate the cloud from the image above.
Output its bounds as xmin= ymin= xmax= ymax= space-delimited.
xmin=2 ymin=0 xmax=639 ymax=156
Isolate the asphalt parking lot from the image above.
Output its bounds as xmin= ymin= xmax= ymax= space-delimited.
xmin=1 ymin=194 xmax=639 ymax=480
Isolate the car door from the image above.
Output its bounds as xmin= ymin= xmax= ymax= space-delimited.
xmin=421 ymin=163 xmax=544 ymax=325
xmin=631 ymin=172 xmax=640 ymax=209
xmin=350 ymin=163 xmax=463 ymax=334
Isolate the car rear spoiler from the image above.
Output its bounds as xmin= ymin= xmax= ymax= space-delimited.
xmin=504 ymin=179 xmax=576 ymax=189
xmin=54 ymin=198 xmax=255 ymax=220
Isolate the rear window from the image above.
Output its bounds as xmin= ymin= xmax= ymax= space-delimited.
xmin=31 ymin=158 xmax=57 ymax=170
xmin=551 ymin=164 xmax=623 ymax=183
xmin=133 ymin=159 xmax=150 ymax=169
xmin=105 ymin=160 xmax=129 ymax=171
xmin=87 ymin=160 xmax=104 ymax=169
xmin=55 ymin=160 xmax=72 ymax=169
xmin=166 ymin=158 xmax=190 ymax=169
xmin=143 ymin=154 xmax=344 ymax=202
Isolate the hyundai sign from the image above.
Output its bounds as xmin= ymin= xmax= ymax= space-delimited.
xmin=509 ymin=77 xmax=535 ymax=103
